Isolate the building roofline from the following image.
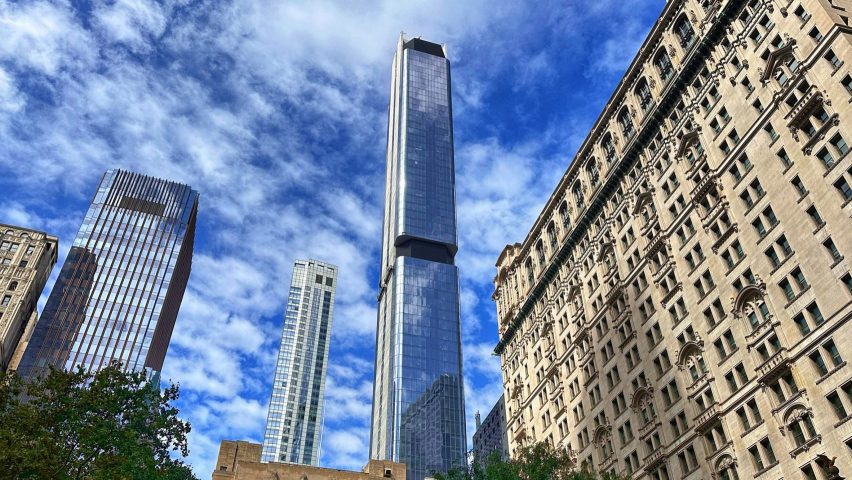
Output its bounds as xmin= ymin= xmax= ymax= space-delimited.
xmin=508 ymin=0 xmax=679 ymax=260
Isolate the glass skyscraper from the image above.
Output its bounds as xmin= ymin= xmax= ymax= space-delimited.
xmin=17 ymin=169 xmax=198 ymax=379
xmin=261 ymin=260 xmax=337 ymax=465
xmin=369 ymin=35 xmax=467 ymax=480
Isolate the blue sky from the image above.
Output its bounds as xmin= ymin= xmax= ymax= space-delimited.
xmin=0 ymin=0 xmax=665 ymax=475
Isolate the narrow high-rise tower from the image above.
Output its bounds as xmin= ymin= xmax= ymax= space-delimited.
xmin=17 ymin=169 xmax=198 ymax=379
xmin=369 ymin=35 xmax=467 ymax=480
xmin=261 ymin=260 xmax=337 ymax=465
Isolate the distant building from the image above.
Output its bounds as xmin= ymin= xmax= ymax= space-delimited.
xmin=261 ymin=260 xmax=337 ymax=465
xmin=472 ymin=395 xmax=509 ymax=463
xmin=0 ymin=224 xmax=57 ymax=372
xmin=369 ymin=34 xmax=467 ymax=480
xmin=17 ymin=169 xmax=198 ymax=379
xmin=492 ymin=0 xmax=852 ymax=478
xmin=213 ymin=440 xmax=406 ymax=480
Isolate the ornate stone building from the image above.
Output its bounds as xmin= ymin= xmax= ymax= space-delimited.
xmin=492 ymin=0 xmax=852 ymax=478
xmin=0 ymin=224 xmax=57 ymax=373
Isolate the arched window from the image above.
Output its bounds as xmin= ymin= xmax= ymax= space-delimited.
xmin=786 ymin=407 xmax=817 ymax=448
xmin=618 ymin=108 xmax=635 ymax=139
xmin=573 ymin=183 xmax=585 ymax=210
xmin=586 ymin=160 xmax=600 ymax=187
xmin=535 ymin=240 xmax=546 ymax=270
xmin=636 ymin=78 xmax=653 ymax=111
xmin=688 ymin=354 xmax=708 ymax=382
xmin=774 ymin=53 xmax=799 ymax=87
xmin=602 ymin=134 xmax=617 ymax=164
xmin=744 ymin=299 xmax=771 ymax=330
xmin=675 ymin=15 xmax=695 ymax=49
xmin=655 ymin=49 xmax=674 ymax=81
xmin=715 ymin=456 xmax=740 ymax=480
xmin=559 ymin=202 xmax=572 ymax=233
xmin=733 ymin=285 xmax=773 ymax=331
xmin=525 ymin=258 xmax=535 ymax=286
xmin=547 ymin=223 xmax=558 ymax=252
xmin=594 ymin=426 xmax=614 ymax=461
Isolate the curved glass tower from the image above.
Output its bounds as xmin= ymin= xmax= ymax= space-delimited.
xmin=369 ymin=35 xmax=467 ymax=480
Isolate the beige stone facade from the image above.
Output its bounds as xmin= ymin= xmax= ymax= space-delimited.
xmin=492 ymin=0 xmax=852 ymax=478
xmin=212 ymin=440 xmax=406 ymax=480
xmin=0 ymin=224 xmax=57 ymax=372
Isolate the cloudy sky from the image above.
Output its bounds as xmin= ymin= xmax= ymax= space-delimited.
xmin=0 ymin=0 xmax=665 ymax=474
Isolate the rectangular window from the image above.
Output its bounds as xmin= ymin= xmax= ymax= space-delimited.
xmin=835 ymin=177 xmax=852 ymax=202
xmin=824 ymin=340 xmax=842 ymax=367
xmin=817 ymin=147 xmax=836 ymax=169
xmin=808 ymin=303 xmax=825 ymax=325
xmin=827 ymin=391 xmax=848 ymax=419
xmin=831 ymin=133 xmax=849 ymax=156
xmin=823 ymin=238 xmax=842 ymax=263
xmin=776 ymin=148 xmax=792 ymax=168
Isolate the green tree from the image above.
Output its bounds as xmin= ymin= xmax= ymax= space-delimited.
xmin=433 ymin=442 xmax=626 ymax=480
xmin=0 ymin=363 xmax=197 ymax=480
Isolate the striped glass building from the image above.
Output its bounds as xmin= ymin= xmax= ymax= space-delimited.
xmin=17 ymin=169 xmax=198 ymax=379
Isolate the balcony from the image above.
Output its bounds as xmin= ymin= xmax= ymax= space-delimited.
xmin=744 ymin=317 xmax=779 ymax=347
xmin=660 ymin=283 xmax=683 ymax=307
xmin=685 ymin=372 xmax=713 ymax=399
xmin=638 ymin=417 xmax=661 ymax=438
xmin=643 ymin=445 xmax=667 ymax=471
xmin=700 ymin=198 xmax=729 ymax=227
xmin=693 ymin=402 xmax=721 ymax=432
xmin=756 ymin=348 xmax=789 ymax=383
xmin=652 ymin=257 xmax=674 ymax=285
xmin=710 ymin=223 xmax=738 ymax=254
xmin=691 ymin=173 xmax=718 ymax=200
xmin=605 ymin=282 xmax=623 ymax=306
xmin=644 ymin=230 xmax=667 ymax=256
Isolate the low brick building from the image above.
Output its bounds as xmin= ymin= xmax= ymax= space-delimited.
xmin=212 ymin=440 xmax=406 ymax=480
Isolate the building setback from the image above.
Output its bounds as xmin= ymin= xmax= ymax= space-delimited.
xmin=492 ymin=0 xmax=852 ymax=478
xmin=17 ymin=169 xmax=198 ymax=379
xmin=261 ymin=259 xmax=337 ymax=465
xmin=0 ymin=225 xmax=57 ymax=372
xmin=369 ymin=35 xmax=467 ymax=480
xmin=472 ymin=395 xmax=509 ymax=464
xmin=213 ymin=440 xmax=406 ymax=480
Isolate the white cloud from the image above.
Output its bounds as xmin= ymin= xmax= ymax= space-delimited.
xmin=93 ymin=0 xmax=168 ymax=52
xmin=0 ymin=67 xmax=23 ymax=114
xmin=0 ymin=1 xmax=96 ymax=75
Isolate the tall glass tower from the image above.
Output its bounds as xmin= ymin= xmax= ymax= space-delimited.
xmin=261 ymin=260 xmax=337 ymax=465
xmin=17 ymin=169 xmax=198 ymax=379
xmin=369 ymin=35 xmax=467 ymax=480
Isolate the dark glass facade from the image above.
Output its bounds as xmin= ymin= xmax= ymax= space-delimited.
xmin=261 ymin=260 xmax=337 ymax=466
xmin=370 ymin=36 xmax=466 ymax=480
xmin=17 ymin=169 xmax=198 ymax=378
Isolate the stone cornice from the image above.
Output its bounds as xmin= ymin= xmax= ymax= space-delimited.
xmin=495 ymin=0 xmax=744 ymax=355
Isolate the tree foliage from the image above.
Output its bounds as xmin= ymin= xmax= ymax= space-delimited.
xmin=0 ymin=364 xmax=197 ymax=480
xmin=433 ymin=443 xmax=626 ymax=480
